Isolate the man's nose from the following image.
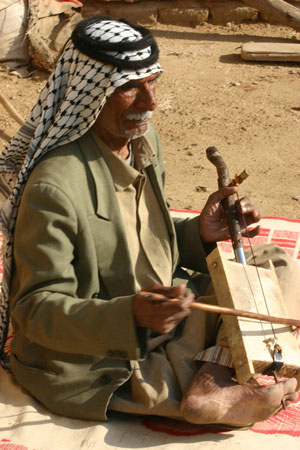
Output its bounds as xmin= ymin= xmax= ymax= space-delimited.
xmin=136 ymin=85 xmax=157 ymax=111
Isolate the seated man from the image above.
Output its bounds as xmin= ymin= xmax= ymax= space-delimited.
xmin=0 ymin=16 xmax=298 ymax=426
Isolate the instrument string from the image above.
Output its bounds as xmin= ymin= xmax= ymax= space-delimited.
xmin=236 ymin=191 xmax=278 ymax=341
xmin=238 ymin=195 xmax=287 ymax=409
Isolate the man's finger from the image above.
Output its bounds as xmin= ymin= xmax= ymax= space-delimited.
xmin=143 ymin=294 xmax=194 ymax=313
xmin=146 ymin=283 xmax=187 ymax=298
xmin=208 ymin=186 xmax=238 ymax=204
xmin=242 ymin=225 xmax=261 ymax=238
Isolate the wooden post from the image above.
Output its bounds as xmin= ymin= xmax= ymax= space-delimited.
xmin=0 ymin=93 xmax=24 ymax=126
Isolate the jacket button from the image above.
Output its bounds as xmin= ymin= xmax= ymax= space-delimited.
xmin=99 ymin=374 xmax=112 ymax=385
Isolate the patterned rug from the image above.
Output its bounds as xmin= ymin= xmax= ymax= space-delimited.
xmin=170 ymin=210 xmax=300 ymax=265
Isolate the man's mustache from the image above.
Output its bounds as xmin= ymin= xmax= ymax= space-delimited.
xmin=125 ymin=111 xmax=153 ymax=121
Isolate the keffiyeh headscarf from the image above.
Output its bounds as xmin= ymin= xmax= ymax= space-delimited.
xmin=0 ymin=16 xmax=162 ymax=367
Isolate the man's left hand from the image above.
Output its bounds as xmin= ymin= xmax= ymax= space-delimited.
xmin=199 ymin=186 xmax=261 ymax=242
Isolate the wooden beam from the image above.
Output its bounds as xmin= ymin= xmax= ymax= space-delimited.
xmin=243 ymin=0 xmax=300 ymax=31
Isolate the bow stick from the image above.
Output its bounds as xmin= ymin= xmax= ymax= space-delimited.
xmin=189 ymin=297 xmax=300 ymax=328
xmin=148 ymin=296 xmax=300 ymax=328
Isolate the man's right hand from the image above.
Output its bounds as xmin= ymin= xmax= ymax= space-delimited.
xmin=132 ymin=283 xmax=194 ymax=334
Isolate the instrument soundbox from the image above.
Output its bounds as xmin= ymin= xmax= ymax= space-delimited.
xmin=206 ymin=246 xmax=300 ymax=384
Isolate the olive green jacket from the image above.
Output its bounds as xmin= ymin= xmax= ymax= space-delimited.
xmin=9 ymin=126 xmax=210 ymax=421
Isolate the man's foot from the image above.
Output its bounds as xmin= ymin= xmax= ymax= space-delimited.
xmin=180 ymin=362 xmax=298 ymax=427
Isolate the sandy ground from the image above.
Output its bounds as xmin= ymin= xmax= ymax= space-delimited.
xmin=0 ymin=22 xmax=300 ymax=219
xmin=0 ymin=22 xmax=300 ymax=449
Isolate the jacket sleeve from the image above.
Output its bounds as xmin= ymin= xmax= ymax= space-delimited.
xmin=10 ymin=181 xmax=146 ymax=361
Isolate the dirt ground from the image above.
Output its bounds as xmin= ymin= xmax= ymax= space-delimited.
xmin=0 ymin=21 xmax=300 ymax=219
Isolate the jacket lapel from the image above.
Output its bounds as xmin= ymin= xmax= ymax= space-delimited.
xmin=77 ymin=131 xmax=136 ymax=297
xmin=142 ymin=132 xmax=179 ymax=273
xmin=145 ymin=165 xmax=179 ymax=274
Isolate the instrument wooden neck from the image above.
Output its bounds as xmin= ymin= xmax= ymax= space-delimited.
xmin=206 ymin=146 xmax=246 ymax=264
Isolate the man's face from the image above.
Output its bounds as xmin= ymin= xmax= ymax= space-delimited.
xmin=94 ymin=73 xmax=159 ymax=146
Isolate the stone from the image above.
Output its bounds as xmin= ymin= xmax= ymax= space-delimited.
xmin=82 ymin=1 xmax=162 ymax=26
xmin=159 ymin=7 xmax=209 ymax=27
xmin=209 ymin=1 xmax=258 ymax=25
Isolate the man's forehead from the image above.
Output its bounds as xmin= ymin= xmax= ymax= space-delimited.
xmin=121 ymin=72 xmax=161 ymax=87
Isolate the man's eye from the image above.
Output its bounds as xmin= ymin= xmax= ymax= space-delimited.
xmin=120 ymin=84 xmax=139 ymax=91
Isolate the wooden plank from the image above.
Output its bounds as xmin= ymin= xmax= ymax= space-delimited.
xmin=241 ymin=42 xmax=300 ymax=62
xmin=206 ymin=247 xmax=300 ymax=383
xmin=243 ymin=0 xmax=300 ymax=32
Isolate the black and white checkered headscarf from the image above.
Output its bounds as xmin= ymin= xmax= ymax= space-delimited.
xmin=0 ymin=16 xmax=162 ymax=367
